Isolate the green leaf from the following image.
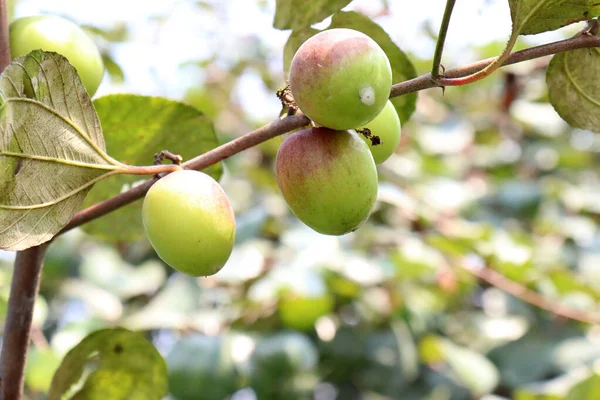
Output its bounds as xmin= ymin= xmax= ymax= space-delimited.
xmin=329 ymin=11 xmax=417 ymax=122
xmin=273 ymin=0 xmax=352 ymax=30
xmin=509 ymin=0 xmax=600 ymax=35
xmin=101 ymin=54 xmax=125 ymax=84
xmin=0 ymin=50 xmax=121 ymax=251
xmin=421 ymin=335 xmax=499 ymax=396
xmin=546 ymin=46 xmax=600 ymax=132
xmin=81 ymin=95 xmax=222 ymax=241
xmin=49 ymin=328 xmax=167 ymax=400
xmin=444 ymin=341 xmax=499 ymax=396
xmin=565 ymin=374 xmax=600 ymax=400
xmin=283 ymin=28 xmax=319 ymax=79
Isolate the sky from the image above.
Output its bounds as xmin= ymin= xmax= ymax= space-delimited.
xmin=12 ymin=0 xmax=572 ymax=102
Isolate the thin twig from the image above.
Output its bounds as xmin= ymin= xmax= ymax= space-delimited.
xmin=462 ymin=259 xmax=600 ymax=325
xmin=0 ymin=245 xmax=48 ymax=400
xmin=391 ymin=33 xmax=600 ymax=97
xmin=431 ymin=0 xmax=457 ymax=80
xmin=59 ymin=113 xmax=310 ymax=234
xmin=60 ymin=34 xmax=600 ymax=237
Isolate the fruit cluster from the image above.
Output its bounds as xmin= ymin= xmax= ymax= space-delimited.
xmin=142 ymin=28 xmax=402 ymax=277
xmin=276 ymin=28 xmax=402 ymax=235
xmin=7 ymin=17 xmax=400 ymax=277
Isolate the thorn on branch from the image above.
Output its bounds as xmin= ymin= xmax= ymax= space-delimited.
xmin=584 ymin=18 xmax=600 ymax=36
xmin=154 ymin=150 xmax=183 ymax=166
xmin=153 ymin=150 xmax=183 ymax=178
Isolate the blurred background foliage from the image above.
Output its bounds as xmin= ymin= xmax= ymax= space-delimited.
xmin=1 ymin=0 xmax=600 ymax=399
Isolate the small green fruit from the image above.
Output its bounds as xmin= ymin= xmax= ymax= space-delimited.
xmin=142 ymin=170 xmax=235 ymax=276
xmin=167 ymin=335 xmax=240 ymax=400
xmin=251 ymin=332 xmax=318 ymax=377
xmin=357 ymin=100 xmax=402 ymax=164
xmin=275 ymin=127 xmax=378 ymax=235
xmin=289 ymin=28 xmax=392 ymax=130
xmin=279 ymin=294 xmax=334 ymax=331
xmin=10 ymin=15 xmax=105 ymax=96
xmin=249 ymin=332 xmax=319 ymax=398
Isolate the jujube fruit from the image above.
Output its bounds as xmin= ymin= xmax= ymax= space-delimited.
xmin=275 ymin=127 xmax=378 ymax=235
xmin=10 ymin=15 xmax=105 ymax=96
xmin=279 ymin=293 xmax=334 ymax=331
xmin=289 ymin=28 xmax=392 ymax=130
xmin=142 ymin=170 xmax=235 ymax=277
xmin=167 ymin=335 xmax=240 ymax=400
xmin=357 ymin=100 xmax=402 ymax=164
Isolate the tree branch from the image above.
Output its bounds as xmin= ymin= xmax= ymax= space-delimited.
xmin=0 ymin=0 xmax=9 ymax=72
xmin=59 ymin=113 xmax=310 ymax=234
xmin=0 ymin=4 xmax=45 ymax=400
xmin=61 ymin=34 xmax=600 ymax=237
xmin=462 ymin=259 xmax=600 ymax=325
xmin=0 ymin=245 xmax=48 ymax=400
xmin=391 ymin=33 xmax=600 ymax=97
xmin=431 ymin=0 xmax=456 ymax=80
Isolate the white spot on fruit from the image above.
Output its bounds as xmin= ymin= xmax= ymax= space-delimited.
xmin=359 ymin=85 xmax=375 ymax=105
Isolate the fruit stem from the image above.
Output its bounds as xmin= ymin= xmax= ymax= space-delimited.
xmin=154 ymin=150 xmax=183 ymax=166
xmin=119 ymin=163 xmax=182 ymax=176
xmin=431 ymin=0 xmax=457 ymax=81
xmin=437 ymin=30 xmax=519 ymax=86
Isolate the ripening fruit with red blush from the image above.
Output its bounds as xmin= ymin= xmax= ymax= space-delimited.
xmin=275 ymin=127 xmax=378 ymax=235
xmin=289 ymin=28 xmax=392 ymax=130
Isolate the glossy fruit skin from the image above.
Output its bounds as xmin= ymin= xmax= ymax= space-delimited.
xmin=10 ymin=16 xmax=105 ymax=96
xmin=275 ymin=127 xmax=378 ymax=235
xmin=357 ymin=100 xmax=402 ymax=164
xmin=142 ymin=170 xmax=235 ymax=277
xmin=289 ymin=28 xmax=392 ymax=130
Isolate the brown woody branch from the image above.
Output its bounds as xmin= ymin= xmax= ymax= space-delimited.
xmin=1 ymin=26 xmax=599 ymax=400
xmin=0 ymin=0 xmax=9 ymax=72
xmin=0 ymin=245 xmax=48 ymax=400
xmin=391 ymin=33 xmax=600 ymax=96
xmin=60 ymin=113 xmax=311 ymax=233
xmin=0 ymin=4 xmax=46 ymax=400
xmin=62 ymin=33 xmax=600 ymax=236
xmin=462 ymin=259 xmax=600 ymax=325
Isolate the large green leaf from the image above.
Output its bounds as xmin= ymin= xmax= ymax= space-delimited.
xmin=546 ymin=46 xmax=600 ymax=132
xmin=420 ymin=335 xmax=499 ymax=396
xmin=48 ymin=328 xmax=167 ymax=400
xmin=329 ymin=12 xmax=418 ymax=123
xmin=509 ymin=0 xmax=600 ymax=35
xmin=81 ymin=95 xmax=222 ymax=241
xmin=0 ymin=51 xmax=120 ymax=251
xmin=273 ymin=0 xmax=352 ymax=30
